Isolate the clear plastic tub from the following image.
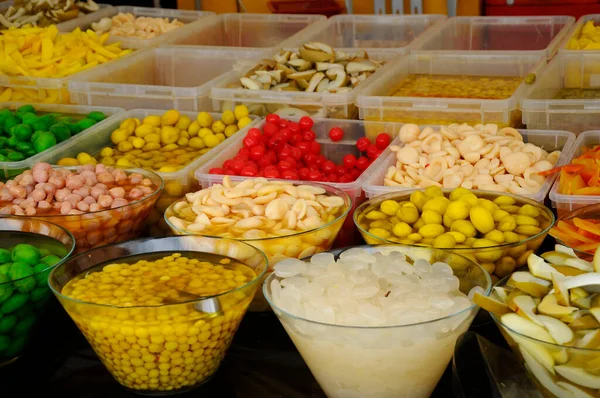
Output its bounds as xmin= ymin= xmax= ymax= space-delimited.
xmin=0 ymin=103 xmax=124 ymax=179
xmin=194 ymin=117 xmax=405 ymax=246
xmin=209 ymin=48 xmax=388 ymax=119
xmin=67 ymin=46 xmax=272 ymax=111
xmin=277 ymin=14 xmax=446 ymax=60
xmin=411 ymin=16 xmax=575 ymax=59
xmin=50 ymin=109 xmax=260 ymax=235
xmin=57 ymin=6 xmax=215 ymax=50
xmin=559 ymin=14 xmax=600 ymax=54
xmin=550 ymin=130 xmax=600 ymax=216
xmin=521 ymin=52 xmax=600 ymax=135
xmin=160 ymin=13 xmax=325 ymax=50
xmin=363 ymin=128 xmax=575 ymax=205
xmin=356 ymin=53 xmax=546 ymax=127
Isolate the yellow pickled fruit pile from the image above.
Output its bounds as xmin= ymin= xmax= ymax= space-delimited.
xmin=356 ymin=187 xmax=552 ymax=280
xmin=60 ymin=253 xmax=257 ymax=392
xmin=58 ymin=106 xmax=254 ymax=173
xmin=0 ymin=25 xmax=134 ymax=103
xmin=567 ymin=20 xmax=600 ymax=50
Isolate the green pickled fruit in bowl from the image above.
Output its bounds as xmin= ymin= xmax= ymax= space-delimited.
xmin=33 ymin=131 xmax=56 ymax=153
xmin=0 ymin=249 xmax=10 ymax=264
xmin=0 ymin=314 xmax=17 ymax=334
xmin=8 ymin=263 xmax=35 ymax=293
xmin=49 ymin=123 xmax=71 ymax=142
xmin=11 ymin=244 xmax=41 ymax=266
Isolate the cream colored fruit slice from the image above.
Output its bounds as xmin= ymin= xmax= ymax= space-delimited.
xmin=553 ymin=274 xmax=571 ymax=307
xmin=539 ymin=294 xmax=578 ymax=318
xmin=506 ymin=289 xmax=526 ymax=311
xmin=556 ymin=382 xmax=595 ymax=398
xmin=537 ymin=315 xmax=575 ymax=345
xmin=529 ymin=254 xmax=565 ymax=281
xmin=572 ymin=288 xmax=591 ymax=301
xmin=507 ymin=272 xmax=552 ymax=297
xmin=544 ymin=251 xmax=594 ymax=272
xmin=556 ymin=245 xmax=578 ymax=257
xmin=493 ymin=286 xmax=510 ymax=302
xmin=569 ymin=314 xmax=600 ymax=330
xmin=501 ymin=313 xmax=556 ymax=344
xmin=521 ymin=348 xmax=568 ymax=397
xmin=590 ymin=307 xmax=600 ymax=324
xmin=563 ymin=273 xmax=600 ymax=292
xmin=514 ymin=334 xmax=556 ymax=373
xmin=550 ymin=348 xmax=569 ymax=364
xmin=513 ymin=295 xmax=543 ymax=325
xmin=573 ymin=296 xmax=592 ymax=309
xmin=594 ymin=245 xmax=600 ymax=273
xmin=576 ymin=329 xmax=600 ymax=349
xmin=473 ymin=292 xmax=511 ymax=316
xmin=555 ymin=366 xmax=600 ymax=389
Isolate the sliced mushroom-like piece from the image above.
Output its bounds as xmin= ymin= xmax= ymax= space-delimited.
xmin=56 ymin=9 xmax=80 ymax=21
xmin=268 ymin=70 xmax=284 ymax=83
xmin=240 ymin=77 xmax=260 ymax=90
xmin=271 ymin=83 xmax=290 ymax=91
xmin=303 ymin=41 xmax=334 ymax=54
xmin=538 ymin=294 xmax=578 ymax=318
xmin=274 ymin=51 xmax=291 ymax=64
xmin=576 ymin=329 xmax=600 ymax=348
xmin=316 ymin=78 xmax=330 ymax=92
xmin=281 ymin=86 xmax=301 ymax=92
xmin=6 ymin=7 xmax=25 ymax=21
xmin=346 ymin=59 xmax=378 ymax=74
xmin=78 ymin=0 xmax=100 ymax=12
xmin=305 ymin=72 xmax=325 ymax=93
xmin=299 ymin=47 xmax=333 ymax=63
xmin=335 ymin=50 xmax=349 ymax=62
xmin=287 ymin=59 xmax=312 ymax=72
xmin=0 ymin=14 xmax=15 ymax=28
xmin=350 ymin=77 xmax=359 ymax=86
xmin=326 ymin=68 xmax=348 ymax=89
xmin=556 ymin=382 xmax=595 ymax=398
xmin=473 ymin=292 xmax=511 ymax=316
xmin=296 ymin=79 xmax=309 ymax=89
xmin=328 ymin=87 xmax=351 ymax=93
xmin=287 ymin=69 xmax=316 ymax=81
xmin=521 ymin=349 xmax=568 ymax=397
xmin=290 ymin=52 xmax=299 ymax=60
xmin=357 ymin=73 xmax=368 ymax=82
xmin=528 ymin=254 xmax=564 ymax=281
xmin=275 ymin=62 xmax=296 ymax=76
xmin=255 ymin=73 xmax=273 ymax=85
xmin=315 ymin=62 xmax=344 ymax=71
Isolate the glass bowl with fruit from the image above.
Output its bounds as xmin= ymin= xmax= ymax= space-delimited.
xmin=550 ymin=203 xmax=600 ymax=261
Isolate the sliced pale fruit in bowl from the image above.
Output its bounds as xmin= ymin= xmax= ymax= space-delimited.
xmin=476 ymin=245 xmax=600 ymax=397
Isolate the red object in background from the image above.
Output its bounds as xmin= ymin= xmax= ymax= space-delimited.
xmin=268 ymin=0 xmax=344 ymax=16
xmin=485 ymin=0 xmax=600 ymax=19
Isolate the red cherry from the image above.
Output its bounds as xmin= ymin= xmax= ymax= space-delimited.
xmin=322 ymin=160 xmax=337 ymax=174
xmin=328 ymin=127 xmax=344 ymax=142
xmin=356 ymin=137 xmax=371 ymax=152
xmin=308 ymin=170 xmax=323 ymax=181
xmin=327 ymin=173 xmax=339 ymax=183
xmin=314 ymin=155 xmax=326 ymax=168
xmin=230 ymin=159 xmax=245 ymax=173
xmin=375 ymin=133 xmax=391 ymax=149
xmin=356 ymin=156 xmax=370 ymax=170
xmin=263 ymin=168 xmax=280 ymax=178
xmin=343 ymin=154 xmax=357 ymax=169
xmin=223 ymin=159 xmax=233 ymax=170
xmin=366 ymin=144 xmax=380 ymax=160
xmin=279 ymin=128 xmax=292 ymax=142
xmin=281 ymin=170 xmax=299 ymax=180
xmin=288 ymin=122 xmax=300 ymax=133
xmin=266 ymin=114 xmax=280 ymax=124
xmin=250 ymin=145 xmax=265 ymax=161
xmin=372 ymin=149 xmax=384 ymax=159
xmin=279 ymin=120 xmax=289 ymax=128
xmin=243 ymin=135 xmax=259 ymax=148
xmin=310 ymin=141 xmax=321 ymax=155
xmin=302 ymin=130 xmax=316 ymax=141
xmin=339 ymin=175 xmax=352 ymax=183
xmin=296 ymin=141 xmax=310 ymax=153
xmin=246 ymin=160 xmax=258 ymax=169
xmin=278 ymin=160 xmax=294 ymax=172
xmin=263 ymin=122 xmax=278 ymax=137
xmin=299 ymin=116 xmax=314 ymax=131
xmin=247 ymin=127 xmax=262 ymax=140
xmin=238 ymin=147 xmax=250 ymax=157
xmin=257 ymin=157 xmax=272 ymax=168
xmin=225 ymin=169 xmax=237 ymax=176
xmin=289 ymin=146 xmax=303 ymax=161
xmin=336 ymin=165 xmax=347 ymax=175
xmin=209 ymin=168 xmax=224 ymax=175
xmin=299 ymin=167 xmax=310 ymax=179
xmin=240 ymin=166 xmax=258 ymax=177
xmin=303 ymin=153 xmax=318 ymax=165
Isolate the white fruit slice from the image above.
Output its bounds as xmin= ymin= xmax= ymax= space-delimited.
xmin=539 ymin=294 xmax=578 ymax=318
xmin=594 ymin=245 xmax=600 ymax=273
xmin=521 ymin=348 xmax=568 ymax=397
xmin=537 ymin=315 xmax=575 ymax=345
xmin=573 ymin=296 xmax=592 ymax=309
xmin=550 ymin=348 xmax=569 ymax=364
xmin=513 ymin=295 xmax=543 ymax=326
xmin=556 ymin=245 xmax=578 ymax=257
xmin=555 ymin=365 xmax=600 ymax=389
xmin=473 ymin=292 xmax=511 ymax=316
xmin=501 ymin=313 xmax=556 ymax=344
xmin=529 ymin=254 xmax=565 ymax=281
xmin=507 ymin=272 xmax=552 ymax=297
xmin=553 ymin=274 xmax=571 ymax=307
xmin=576 ymin=329 xmax=600 ymax=349
xmin=556 ymin=382 xmax=595 ymax=398
xmin=565 ymin=258 xmax=594 ymax=272
xmin=493 ymin=286 xmax=510 ymax=302
xmin=513 ymin=334 xmax=556 ymax=373
xmin=571 ymin=288 xmax=591 ymax=301
xmin=559 ymin=273 xmax=600 ymax=291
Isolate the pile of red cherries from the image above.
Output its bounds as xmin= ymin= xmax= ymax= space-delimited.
xmin=208 ymin=115 xmax=390 ymax=183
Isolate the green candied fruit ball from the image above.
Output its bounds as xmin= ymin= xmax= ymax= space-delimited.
xmin=66 ymin=123 xmax=82 ymax=135
xmin=11 ymin=245 xmax=41 ymax=266
xmin=0 ymin=335 xmax=10 ymax=352
xmin=15 ymin=105 xmax=35 ymax=115
xmin=77 ymin=117 xmax=97 ymax=131
xmin=13 ymin=124 xmax=33 ymax=141
xmin=86 ymin=111 xmax=106 ymax=122
xmin=13 ymin=314 xmax=36 ymax=335
xmin=0 ymin=263 xmax=12 ymax=277
xmin=3 ymin=115 xmax=20 ymax=135
xmin=40 ymin=255 xmax=61 ymax=267
xmin=0 ymin=314 xmax=17 ymax=333
xmin=0 ymin=293 xmax=29 ymax=314
xmin=49 ymin=123 xmax=71 ymax=142
xmin=32 ymin=131 xmax=56 ymax=153
xmin=4 ymin=335 xmax=27 ymax=357
xmin=14 ymin=141 xmax=34 ymax=155
xmin=7 ymin=151 xmax=25 ymax=161
xmin=0 ymin=249 xmax=11 ymax=264
xmin=19 ymin=112 xmax=37 ymax=125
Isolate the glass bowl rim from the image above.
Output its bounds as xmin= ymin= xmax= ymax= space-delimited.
xmin=48 ymin=236 xmax=269 ymax=310
xmin=553 ymin=202 xmax=600 ymax=258
xmin=263 ymin=244 xmax=492 ymax=330
xmin=164 ymin=181 xmax=352 ymax=242
xmin=354 ymin=188 xmax=555 ymax=250
xmin=0 ymin=216 xmax=76 ymax=285
xmin=3 ymin=166 xmax=164 ymax=218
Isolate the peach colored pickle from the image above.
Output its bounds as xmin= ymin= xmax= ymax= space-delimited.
xmin=60 ymin=253 xmax=256 ymax=392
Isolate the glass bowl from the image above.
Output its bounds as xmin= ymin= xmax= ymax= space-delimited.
xmin=6 ymin=166 xmax=163 ymax=253
xmin=48 ymin=236 xmax=268 ymax=395
xmin=264 ymin=244 xmax=492 ymax=398
xmin=491 ymin=277 xmax=600 ymax=398
xmin=164 ymin=183 xmax=351 ymax=311
xmin=551 ymin=202 xmax=600 ymax=261
xmin=0 ymin=217 xmax=75 ymax=366
xmin=354 ymin=189 xmax=555 ymax=283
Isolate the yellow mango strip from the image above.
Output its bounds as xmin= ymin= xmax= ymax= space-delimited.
xmin=0 ymin=88 xmax=11 ymax=101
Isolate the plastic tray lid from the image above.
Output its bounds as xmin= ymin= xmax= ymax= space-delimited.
xmin=560 ymin=14 xmax=600 ymax=54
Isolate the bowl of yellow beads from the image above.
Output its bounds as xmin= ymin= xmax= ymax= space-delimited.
xmin=55 ymin=107 xmax=260 ymax=237
xmin=48 ymin=235 xmax=268 ymax=394
xmin=354 ymin=187 xmax=554 ymax=283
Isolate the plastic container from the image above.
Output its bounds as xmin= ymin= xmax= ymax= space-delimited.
xmin=210 ymin=47 xmax=389 ymax=119
xmin=363 ymin=128 xmax=576 ymax=203
xmin=11 ymin=166 xmax=163 ymax=253
xmin=52 ymin=109 xmax=260 ymax=235
xmin=0 ymin=103 xmax=124 ymax=179
xmin=159 ymin=13 xmax=325 ymax=50
xmin=560 ymin=13 xmax=600 ymax=54
xmin=194 ymin=117 xmax=404 ymax=245
xmin=354 ymin=189 xmax=554 ymax=281
xmin=356 ymin=53 xmax=546 ymax=127
xmin=411 ymin=16 xmax=574 ymax=60
xmin=521 ymin=52 xmax=600 ymax=135
xmin=485 ymin=0 xmax=600 ymax=19
xmin=550 ymin=130 xmax=600 ymax=216
xmin=165 ymin=184 xmax=350 ymax=311
xmin=268 ymin=0 xmax=344 ymax=16
xmin=49 ymin=235 xmax=268 ymax=394
xmin=0 ymin=217 xmax=75 ymax=366
xmin=278 ymin=14 xmax=446 ymax=60
xmin=264 ymin=245 xmax=491 ymax=398
xmin=67 ymin=46 xmax=272 ymax=111
xmin=57 ymin=6 xmax=214 ymax=50
xmin=552 ymin=202 xmax=600 ymax=260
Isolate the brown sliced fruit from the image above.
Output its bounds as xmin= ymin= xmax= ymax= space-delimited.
xmin=326 ymin=68 xmax=348 ymax=89
xmin=305 ymin=72 xmax=325 ymax=93
xmin=287 ymin=59 xmax=312 ymax=72
xmin=538 ymin=294 xmax=578 ymax=318
xmin=473 ymin=292 xmax=511 ymax=316
xmin=299 ymin=48 xmax=333 ymax=63
xmin=287 ymin=70 xmax=317 ymax=81
xmin=507 ymin=272 xmax=551 ymax=297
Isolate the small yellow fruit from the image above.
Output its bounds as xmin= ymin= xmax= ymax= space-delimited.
xmin=143 ymin=115 xmax=161 ymax=127
xmin=110 ymin=128 xmax=129 ymax=144
xmin=211 ymin=120 xmax=226 ymax=134
xmin=100 ymin=147 xmax=114 ymax=157
xmin=237 ymin=116 xmax=252 ymax=129
xmin=221 ymin=110 xmax=236 ymax=125
xmin=57 ymin=157 xmax=79 ymax=166
xmin=197 ymin=112 xmax=213 ymax=128
xmin=234 ymin=105 xmax=249 ymax=120
xmin=224 ymin=125 xmax=238 ymax=137
xmin=175 ymin=115 xmax=192 ymax=130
